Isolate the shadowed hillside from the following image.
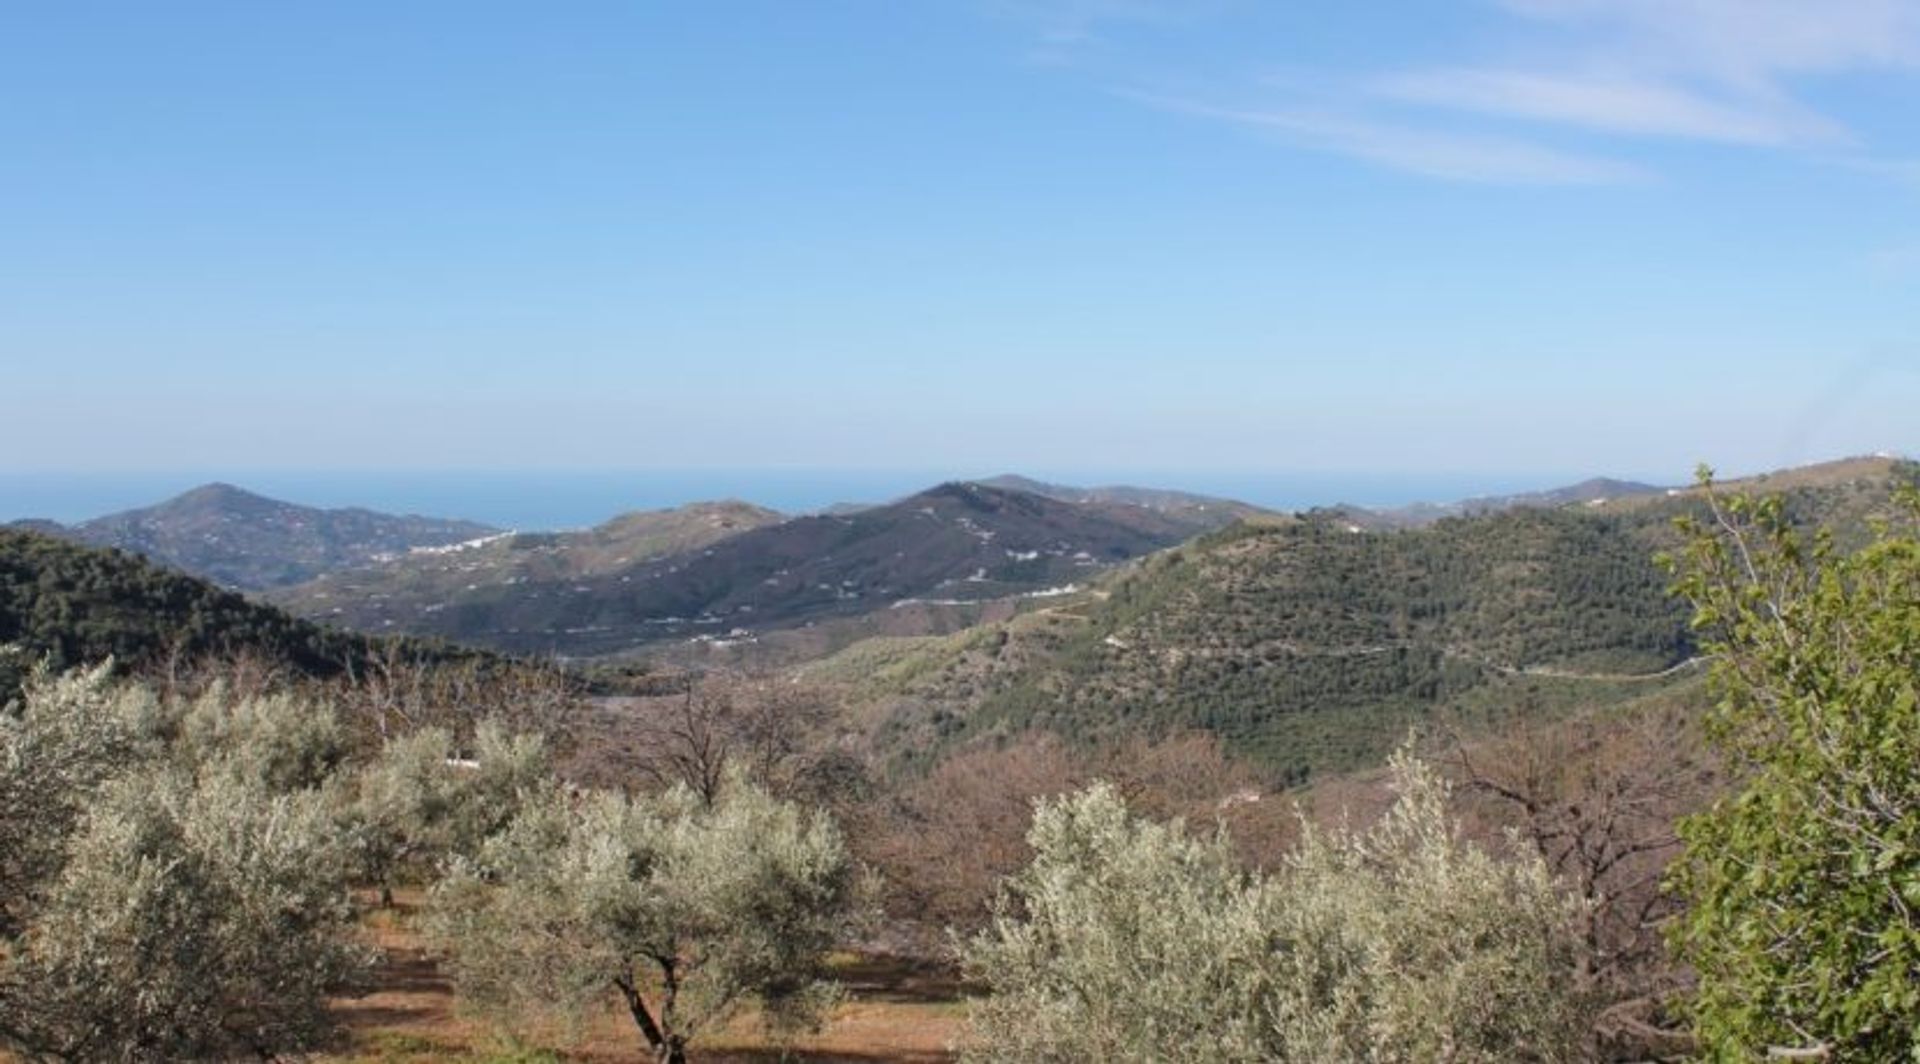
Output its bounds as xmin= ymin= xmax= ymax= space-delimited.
xmin=274 ymin=482 xmax=1240 ymax=658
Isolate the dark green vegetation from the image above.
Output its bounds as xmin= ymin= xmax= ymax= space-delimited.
xmin=14 ymin=482 xmax=497 ymax=589
xmin=842 ymin=457 xmax=1912 ymax=785
xmin=0 ymin=527 xmax=483 ymax=695
xmin=277 ymin=483 xmax=1247 ymax=658
xmin=1666 ymin=477 xmax=1920 ymax=1060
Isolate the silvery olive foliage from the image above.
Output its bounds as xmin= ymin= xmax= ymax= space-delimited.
xmin=173 ymin=680 xmax=351 ymax=791
xmin=346 ymin=718 xmax=551 ymax=901
xmin=0 ymin=662 xmax=159 ymax=934
xmin=961 ymin=750 xmax=1594 ymax=1063
xmin=426 ymin=771 xmax=865 ymax=1064
xmin=6 ymin=768 xmax=369 ymax=1062
xmin=0 ymin=664 xmax=371 ymax=1062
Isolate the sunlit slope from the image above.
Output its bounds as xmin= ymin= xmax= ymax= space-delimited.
xmin=835 ymin=457 xmax=1911 ymax=783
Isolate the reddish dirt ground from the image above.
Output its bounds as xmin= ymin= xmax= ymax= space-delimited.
xmin=325 ymin=891 xmax=967 ymax=1064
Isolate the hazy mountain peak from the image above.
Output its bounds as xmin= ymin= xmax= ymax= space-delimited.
xmin=160 ymin=481 xmax=283 ymax=515
xmin=26 ymin=484 xmax=498 ymax=590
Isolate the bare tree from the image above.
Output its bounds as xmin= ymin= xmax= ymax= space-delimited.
xmin=863 ymin=736 xmax=1083 ymax=934
xmin=632 ymin=671 xmax=837 ymax=805
xmin=332 ymin=650 xmax=584 ymax=753
xmin=1443 ymin=701 xmax=1717 ymax=1058
xmin=863 ymin=731 xmax=1293 ymax=937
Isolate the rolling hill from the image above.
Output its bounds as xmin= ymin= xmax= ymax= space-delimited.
xmin=12 ymin=483 xmax=498 ymax=590
xmin=817 ymin=457 xmax=1913 ymax=784
xmin=1314 ymin=476 xmax=1668 ymax=531
xmin=275 ymin=482 xmax=1242 ymax=658
xmin=271 ymin=500 xmax=781 ymax=638
xmin=973 ymin=474 xmax=1272 ymax=522
xmin=0 ymin=527 xmax=485 ymax=690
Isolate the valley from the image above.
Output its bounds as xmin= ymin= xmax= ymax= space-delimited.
xmin=12 ymin=455 xmax=1907 ymax=786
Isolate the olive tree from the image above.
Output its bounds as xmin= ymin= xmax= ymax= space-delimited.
xmin=961 ymin=778 xmax=1280 ymax=1062
xmin=0 ymin=662 xmax=158 ymax=935
xmin=961 ymin=751 xmax=1593 ymax=1063
xmin=2 ymin=765 xmax=369 ymax=1061
xmin=427 ymin=773 xmax=864 ymax=1064
xmin=1664 ymin=474 xmax=1920 ymax=1060
xmin=174 ymin=682 xmax=351 ymax=791
xmin=1271 ymin=751 xmax=1593 ymax=1061
xmin=0 ymin=667 xmax=373 ymax=1062
xmin=347 ymin=718 xmax=551 ymax=905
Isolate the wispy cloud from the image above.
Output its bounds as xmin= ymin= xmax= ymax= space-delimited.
xmin=1497 ymin=0 xmax=1920 ymax=80
xmin=1156 ymin=98 xmax=1649 ymax=185
xmin=1374 ymin=1 xmax=1920 ymax=149
xmin=1373 ymin=68 xmax=1845 ymax=147
xmin=1027 ymin=0 xmax=1920 ymax=184
xmin=1845 ymin=156 xmax=1920 ymax=187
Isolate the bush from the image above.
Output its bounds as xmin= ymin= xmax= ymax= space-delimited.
xmin=1665 ymin=477 xmax=1920 ymax=1059
xmin=346 ymin=719 xmax=551 ymax=903
xmin=4 ymin=766 xmax=369 ymax=1060
xmin=0 ymin=662 xmax=158 ymax=934
xmin=960 ymin=751 xmax=1593 ymax=1062
xmin=0 ymin=667 xmax=371 ymax=1061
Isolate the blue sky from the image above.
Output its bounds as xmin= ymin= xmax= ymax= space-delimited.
xmin=3 ymin=1 xmax=1916 ymax=482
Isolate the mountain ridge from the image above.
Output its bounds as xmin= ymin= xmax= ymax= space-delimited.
xmin=273 ymin=481 xmax=1243 ymax=657
xmin=1316 ymin=476 xmax=1668 ymax=530
xmin=12 ymin=483 xmax=498 ymax=590
xmin=972 ymin=474 xmax=1273 ymax=519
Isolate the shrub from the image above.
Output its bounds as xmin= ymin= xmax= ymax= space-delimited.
xmin=1665 ymin=476 xmax=1920 ymax=1059
xmin=961 ymin=751 xmax=1593 ymax=1062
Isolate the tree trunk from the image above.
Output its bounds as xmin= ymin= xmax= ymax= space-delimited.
xmin=613 ymin=975 xmax=672 ymax=1061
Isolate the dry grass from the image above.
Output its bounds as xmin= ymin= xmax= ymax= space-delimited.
xmin=324 ymin=891 xmax=967 ymax=1064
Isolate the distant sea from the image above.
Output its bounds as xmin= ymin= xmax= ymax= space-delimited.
xmin=0 ymin=469 xmax=1607 ymax=530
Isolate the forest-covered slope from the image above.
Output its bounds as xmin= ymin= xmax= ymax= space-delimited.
xmin=0 ymin=528 xmax=484 ymax=688
xmin=824 ymin=458 xmax=1912 ymax=783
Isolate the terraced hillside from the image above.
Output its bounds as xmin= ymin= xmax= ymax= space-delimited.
xmin=277 ymin=483 xmax=1243 ymax=658
xmin=274 ymin=500 xmax=780 ymax=637
xmin=828 ymin=457 xmax=1912 ymax=784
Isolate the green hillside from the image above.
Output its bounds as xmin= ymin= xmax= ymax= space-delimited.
xmin=836 ymin=458 xmax=1913 ymax=784
xmin=0 ymin=528 xmax=484 ymax=689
